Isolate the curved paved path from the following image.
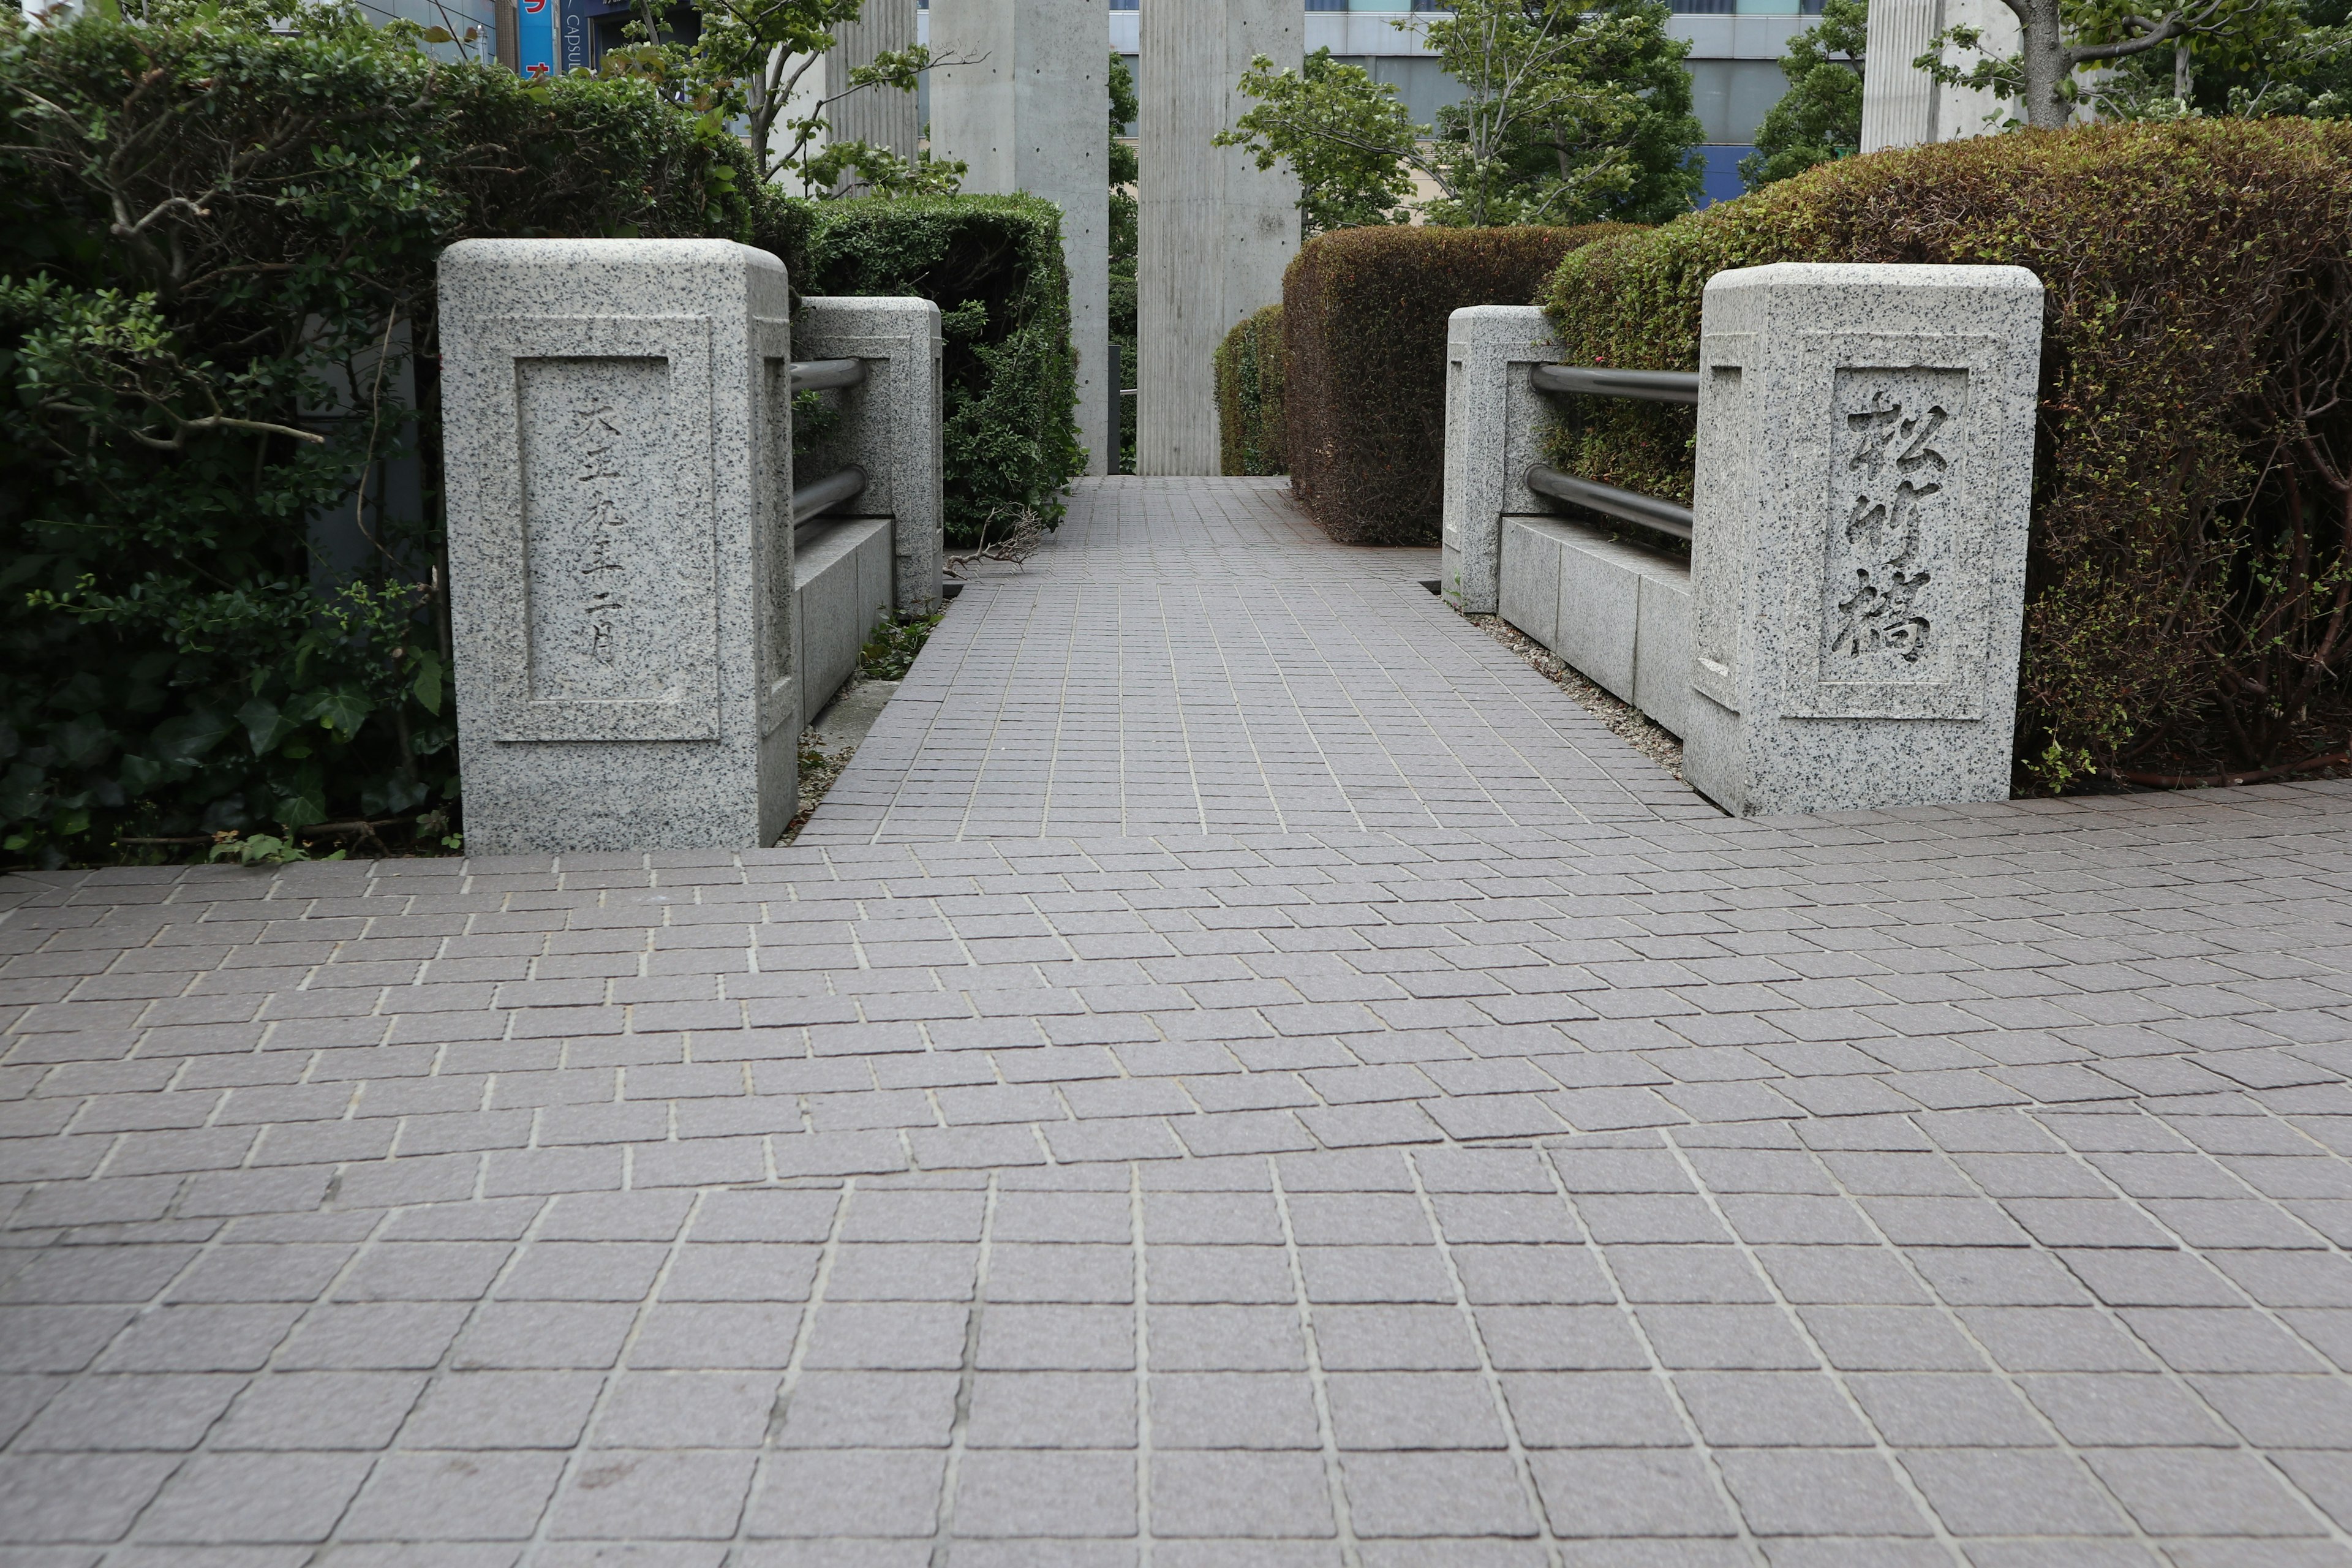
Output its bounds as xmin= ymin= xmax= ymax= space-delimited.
xmin=6 ymin=478 xmax=2352 ymax=1565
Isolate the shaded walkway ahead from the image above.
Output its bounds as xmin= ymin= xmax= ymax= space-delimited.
xmin=5 ymin=478 xmax=2352 ymax=1563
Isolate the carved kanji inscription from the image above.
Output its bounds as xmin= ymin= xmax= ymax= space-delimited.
xmin=1823 ymin=368 xmax=1968 ymax=685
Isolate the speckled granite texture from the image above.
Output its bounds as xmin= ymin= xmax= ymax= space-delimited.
xmin=440 ymin=239 xmax=799 ymax=855
xmin=1441 ymin=305 xmax=1567 ymax=615
xmin=1683 ymin=263 xmax=2045 ymax=818
xmin=794 ymin=296 xmax=946 ymax=615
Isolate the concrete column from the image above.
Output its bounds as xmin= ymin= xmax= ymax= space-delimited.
xmin=439 ymin=239 xmax=798 ymax=851
xmin=1137 ymin=0 xmax=1299 ymax=476
xmin=1860 ymin=0 xmax=2019 ymax=151
xmin=929 ymin=0 xmax=1112 ymax=476
xmin=826 ymin=0 xmax=919 ymax=162
xmin=1683 ymin=263 xmax=2043 ymax=816
xmin=1440 ymin=305 xmax=1565 ymax=616
xmin=795 ymin=296 xmax=948 ymax=616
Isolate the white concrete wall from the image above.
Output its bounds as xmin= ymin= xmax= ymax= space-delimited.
xmin=1860 ymin=0 xmax=2018 ymax=151
xmin=828 ymin=0 xmax=921 ymax=164
xmin=1136 ymin=0 xmax=1300 ymax=476
xmin=929 ymin=0 xmax=1113 ymax=477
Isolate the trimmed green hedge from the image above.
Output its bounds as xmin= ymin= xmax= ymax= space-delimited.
xmin=781 ymin=195 xmax=1084 ymax=546
xmin=1215 ymin=304 xmax=1287 ymax=477
xmin=1544 ymin=121 xmax=2352 ymax=790
xmin=0 ymin=7 xmax=1076 ymax=867
xmin=1284 ymin=223 xmax=1638 ymax=546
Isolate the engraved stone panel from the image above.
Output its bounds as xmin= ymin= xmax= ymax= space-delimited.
xmin=1819 ymin=366 xmax=1969 ymax=689
xmin=519 ymin=358 xmax=688 ymax=706
xmin=1679 ymin=262 xmax=2043 ymax=816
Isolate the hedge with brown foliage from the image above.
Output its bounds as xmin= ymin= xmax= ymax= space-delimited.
xmin=1544 ymin=122 xmax=2352 ymax=792
xmin=1216 ymin=304 xmax=1288 ymax=476
xmin=1284 ymin=224 xmax=1637 ymax=546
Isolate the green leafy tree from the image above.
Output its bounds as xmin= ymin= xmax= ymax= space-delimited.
xmin=1742 ymin=0 xmax=1866 ymax=189
xmin=1109 ymin=51 xmax=1140 ymax=469
xmin=2082 ymin=0 xmax=2347 ymax=116
xmin=1918 ymin=0 xmax=2303 ymax=127
xmin=1216 ymin=48 xmax=1417 ymax=235
xmin=1216 ymin=0 xmax=1699 ymax=230
xmin=598 ymin=0 xmax=968 ymax=194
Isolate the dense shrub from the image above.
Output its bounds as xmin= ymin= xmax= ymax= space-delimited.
xmin=1284 ymin=223 xmax=1636 ymax=546
xmin=1543 ymin=121 xmax=2352 ymax=790
xmin=783 ymin=195 xmax=1084 ymax=546
xmin=1215 ymin=305 xmax=1287 ymax=476
xmin=0 ymin=7 xmax=1076 ymax=867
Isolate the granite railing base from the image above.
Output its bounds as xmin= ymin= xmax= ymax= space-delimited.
xmin=795 ymin=518 xmax=895 ymax=737
xmin=1500 ymin=518 xmax=1692 ymax=741
xmin=1451 ymin=264 xmax=2045 ymax=820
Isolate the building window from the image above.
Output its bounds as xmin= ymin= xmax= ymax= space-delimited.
xmin=1305 ymin=0 xmax=1348 ymax=9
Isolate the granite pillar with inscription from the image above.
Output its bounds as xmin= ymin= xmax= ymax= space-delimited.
xmin=1683 ymin=262 xmax=2044 ymax=817
xmin=439 ymin=239 xmax=799 ymax=853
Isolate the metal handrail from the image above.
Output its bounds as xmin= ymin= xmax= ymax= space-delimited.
xmin=1529 ymin=364 xmax=1698 ymax=405
xmin=1525 ymin=465 xmax=1694 ymax=543
xmin=1526 ymin=361 xmax=1698 ymax=545
xmin=791 ymin=464 xmax=869 ymax=534
xmin=789 ymin=358 xmax=867 ymax=393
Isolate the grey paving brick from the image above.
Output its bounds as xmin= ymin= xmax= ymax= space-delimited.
xmin=965 ymin=1371 xmax=1134 ymax=1448
xmin=1148 ymin=1371 xmax=1320 ymax=1449
xmin=1340 ymin=1452 xmax=1538 ymax=1537
xmin=951 ymin=1450 xmax=1134 ymax=1537
xmin=592 ymin=1370 xmax=781 ymax=1447
xmin=1150 ymin=1450 xmax=1336 ymax=1537
xmin=548 ymin=1450 xmax=758 ymax=1539
xmin=2081 ymin=1447 xmax=2328 ymax=1536
xmin=777 ymin=1370 xmax=957 ymax=1448
xmin=1147 ymin=1306 xmax=1307 ymax=1372
xmin=0 ymin=1450 xmax=178 ymax=1544
xmin=399 ymin=1370 xmax=605 ymax=1448
xmin=1499 ymin=1370 xmax=1689 ymax=1447
xmin=1713 ymin=1449 xmax=1935 ymax=1537
xmin=1675 ymin=1370 xmax=1872 ymax=1447
xmin=19 ymin=485 xmax=2352 ymax=1558
xmin=137 ymin=1450 xmax=374 ymax=1544
xmin=15 ymin=1371 xmax=244 ymax=1450
xmin=211 ymin=1370 xmax=424 ymax=1450
xmin=341 ymin=1450 xmax=567 ymax=1540
xmin=1529 ymin=1448 xmax=1737 ymax=1538
xmin=455 ymin=1303 xmax=639 ymax=1370
xmin=2014 ymin=1373 xmax=2235 ymax=1447
xmin=1899 ymin=1449 xmax=2131 ymax=1536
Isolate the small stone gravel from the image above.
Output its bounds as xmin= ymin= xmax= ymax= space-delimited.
xmin=1466 ymin=609 xmax=1685 ymax=780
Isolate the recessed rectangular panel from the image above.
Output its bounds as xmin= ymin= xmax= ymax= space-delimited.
xmin=1818 ymin=365 xmax=1970 ymax=692
xmin=519 ymin=357 xmax=687 ymax=707
xmin=480 ymin=315 xmax=718 ymax=744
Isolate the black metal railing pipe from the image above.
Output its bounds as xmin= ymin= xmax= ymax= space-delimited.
xmin=791 ymin=465 xmax=869 ymax=530
xmin=1525 ymin=464 xmax=1694 ymax=543
xmin=1529 ymin=364 xmax=1700 ymax=405
xmin=789 ymin=358 xmax=868 ymax=394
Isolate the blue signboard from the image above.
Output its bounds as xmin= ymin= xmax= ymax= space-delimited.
xmin=517 ymin=0 xmax=558 ymax=78
xmin=558 ymin=0 xmax=593 ymax=74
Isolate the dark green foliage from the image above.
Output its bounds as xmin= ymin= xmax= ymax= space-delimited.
xmin=1215 ymin=306 xmax=1287 ymax=477
xmin=858 ymin=609 xmax=941 ymax=681
xmin=1284 ymin=222 xmax=1635 ymax=546
xmin=1110 ymin=53 xmax=1139 ymax=473
xmin=786 ymin=194 xmax=1084 ymax=548
xmin=1741 ymin=0 xmax=1866 ymax=191
xmin=0 ymin=7 xmax=762 ymax=868
xmin=0 ymin=6 xmax=1077 ymax=867
xmin=1544 ymin=121 xmax=2352 ymax=791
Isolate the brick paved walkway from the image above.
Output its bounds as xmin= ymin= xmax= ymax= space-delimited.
xmin=6 ymin=477 xmax=2352 ymax=1564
